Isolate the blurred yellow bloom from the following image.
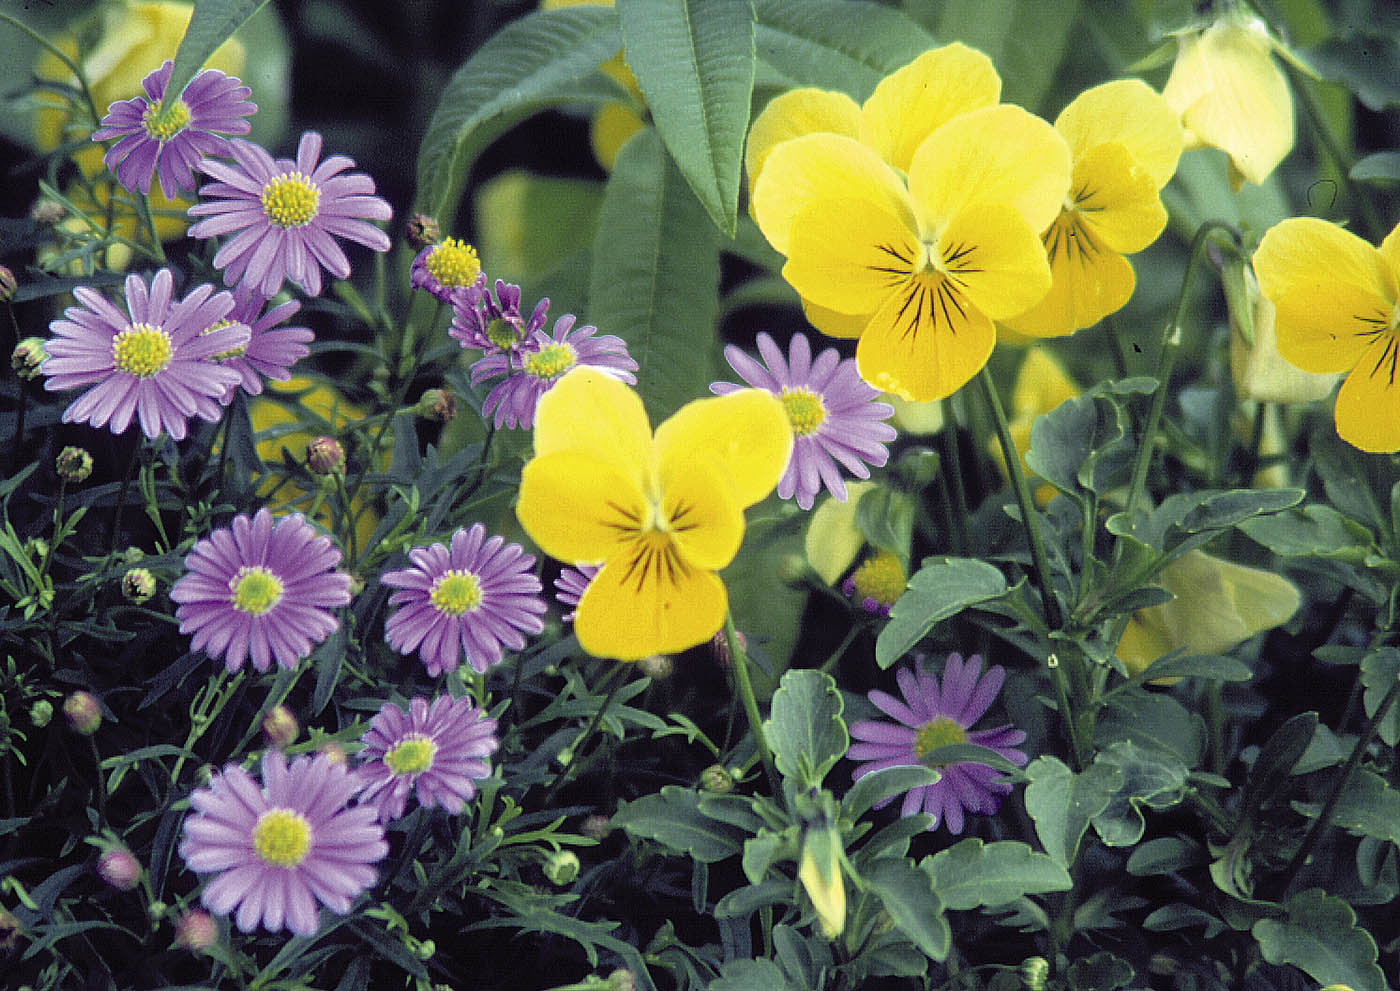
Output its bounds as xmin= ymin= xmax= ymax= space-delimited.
xmin=989 ymin=348 xmax=1079 ymax=505
xmin=1002 ymin=80 xmax=1181 ymax=338
xmin=805 ymin=480 xmax=877 ymax=586
xmin=516 ymin=368 xmax=791 ymax=660
xmin=540 ymin=0 xmax=644 ymax=170
xmin=1252 ymin=217 xmax=1400 ymax=452
xmin=1162 ymin=11 xmax=1294 ymax=189
xmin=1116 ymin=549 xmax=1300 ymax=678
xmin=797 ymin=827 xmax=846 ymax=939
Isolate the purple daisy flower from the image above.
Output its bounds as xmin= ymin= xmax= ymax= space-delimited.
xmin=711 ymin=332 xmax=896 ymax=510
xmin=382 ymin=524 xmax=547 ymax=676
xmin=356 ymin=695 xmax=499 ymax=822
xmin=410 ymin=237 xmax=485 ymax=303
xmin=170 ymin=508 xmax=353 ymax=673
xmin=188 ymin=131 xmax=392 ymax=298
xmin=471 ymin=314 xmax=639 ymax=430
xmin=848 ymin=653 xmax=1028 ymax=834
xmin=554 ymin=564 xmax=600 ymax=623
xmin=447 ymin=279 xmax=547 ymax=353
xmin=42 ymin=268 xmax=248 ymax=441
xmin=92 ymin=60 xmax=256 ymax=200
xmin=178 ymin=750 xmax=387 ymax=936
xmin=208 ymin=284 xmax=314 ymax=402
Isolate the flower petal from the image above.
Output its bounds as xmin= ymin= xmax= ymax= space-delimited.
xmin=517 ymin=450 xmax=649 ymax=564
xmin=1334 ymin=336 xmax=1400 ymax=453
xmin=574 ymin=551 xmax=728 ymax=661
xmin=746 ymin=87 xmax=860 ymax=195
xmin=531 ymin=367 xmax=653 ymax=483
xmin=653 ymin=389 xmax=792 ymax=510
xmin=1055 ymin=78 xmax=1182 ymax=188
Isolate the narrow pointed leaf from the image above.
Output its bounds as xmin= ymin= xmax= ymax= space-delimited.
xmin=167 ymin=0 xmax=270 ymax=105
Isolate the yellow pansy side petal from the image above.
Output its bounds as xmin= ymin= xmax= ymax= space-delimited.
xmin=1054 ymin=79 xmax=1182 ymax=188
xmin=937 ymin=202 xmax=1055 ymax=321
xmin=532 ymin=367 xmax=654 ymax=480
xmin=654 ymin=390 xmax=792 ymax=509
xmin=1003 ymin=234 xmax=1135 ymax=339
xmin=801 ymin=298 xmax=871 ymax=340
xmin=783 ymin=197 xmax=925 ymax=316
xmin=1070 ymin=143 xmax=1169 ymax=254
xmin=1333 ymin=337 xmax=1400 ymax=452
xmin=908 ymin=105 xmax=1071 ymax=235
xmin=1253 ymin=218 xmax=1397 ymax=374
xmin=752 ymin=134 xmax=916 ymax=257
xmin=746 ymin=88 xmax=861 ymax=194
xmin=1381 ymin=220 xmax=1400 ymax=275
xmin=858 ymin=43 xmax=1001 ymax=174
xmin=574 ymin=551 xmax=729 ymax=661
xmin=516 ymin=450 xmax=650 ymax=564
xmin=657 ymin=453 xmax=746 ymax=570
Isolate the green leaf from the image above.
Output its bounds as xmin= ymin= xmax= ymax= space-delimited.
xmin=1352 ymin=150 xmax=1400 ymax=184
xmin=1126 ymin=836 xmax=1205 ymax=877
xmin=1143 ymin=903 xmax=1227 ymax=939
xmin=415 ymin=8 xmax=622 ymax=218
xmin=855 ymin=485 xmax=916 ymax=562
xmin=876 ymin=558 xmax=1007 ymax=667
xmin=742 ymin=830 xmax=788 ymax=885
xmin=714 ymin=878 xmax=793 ymax=919
xmin=1177 ymin=488 xmax=1306 ymax=534
xmin=1359 ymin=646 xmax=1400 ymax=746
xmin=1066 ymin=951 xmax=1135 ymax=991
xmin=166 ymin=0 xmax=270 ymax=106
xmin=1293 ymin=768 xmax=1400 ymax=848
xmin=710 ymin=958 xmax=799 ymax=991
xmin=1241 ymin=711 xmax=1316 ymax=814
xmin=917 ymin=743 xmax=1026 ymax=779
xmin=1095 ymin=690 xmax=1204 ymax=767
xmin=1023 ymin=755 xmax=1121 ymax=869
xmin=611 ymin=785 xmax=746 ymax=862
xmin=588 ymin=128 xmax=721 ymax=422
xmin=1025 ymin=393 xmax=1132 ymax=500
xmin=1089 ymin=741 xmax=1189 ymax=847
xmin=1253 ymin=889 xmax=1386 ymax=991
xmin=1238 ymin=503 xmax=1375 ymax=561
xmin=1308 ymin=33 xmax=1400 ymax=112
xmin=843 ymin=765 xmax=941 ymax=821
xmin=764 ymin=669 xmax=847 ymax=787
xmin=932 ymin=0 xmax=1079 ymax=113
xmin=862 ymin=857 xmax=950 ymax=962
xmin=617 ymin=0 xmax=754 ymax=235
xmin=1129 ymin=653 xmax=1254 ymax=685
xmin=925 ymin=839 xmax=1071 ymax=911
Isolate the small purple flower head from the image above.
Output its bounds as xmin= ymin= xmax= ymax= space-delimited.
xmin=178 ymin=750 xmax=388 ymax=936
xmin=356 ymin=695 xmax=499 ymax=822
xmin=712 ymin=332 xmax=896 ymax=510
xmin=471 ymin=314 xmax=639 ymax=429
xmin=848 ymin=653 xmax=1027 ymax=834
xmin=169 ymin=508 xmax=352 ymax=673
xmin=208 ymin=284 xmax=314 ymax=402
xmin=382 ymin=524 xmax=547 ymax=676
xmin=42 ymin=269 xmax=249 ymax=441
xmin=448 ymin=279 xmax=548 ymax=353
xmin=97 ymin=845 xmax=142 ymax=891
xmin=410 ymin=237 xmax=484 ymax=302
xmin=188 ymin=131 xmax=392 ymax=298
xmin=92 ymin=60 xmax=256 ymax=200
xmin=554 ymin=564 xmax=600 ymax=622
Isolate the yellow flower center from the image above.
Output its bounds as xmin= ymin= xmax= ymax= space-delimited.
xmin=424 ymin=238 xmax=481 ymax=289
xmin=112 ymin=323 xmax=172 ymax=378
xmin=261 ymin=172 xmax=321 ymax=229
xmin=850 ymin=551 xmax=906 ymax=608
xmin=230 ymin=566 xmax=284 ymax=615
xmin=523 ymin=343 xmax=577 ymax=381
xmin=429 ymin=571 xmax=482 ymax=616
xmin=780 ymin=386 xmax=826 ymax=436
xmin=251 ymin=808 xmax=312 ymax=868
xmin=1042 ymin=209 xmax=1103 ymax=267
xmin=201 ymin=317 xmax=247 ymax=361
xmin=912 ymin=717 xmax=966 ymax=761
xmin=486 ymin=318 xmax=519 ymax=350
xmin=141 ymin=98 xmax=191 ymax=141
xmin=385 ymin=734 xmax=437 ymax=777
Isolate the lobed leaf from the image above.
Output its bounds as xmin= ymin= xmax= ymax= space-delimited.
xmin=763 ymin=668 xmax=847 ymax=787
xmin=611 ymin=785 xmax=746 ymax=862
xmin=861 ymin=857 xmax=950 ymax=962
xmin=924 ymin=838 xmax=1071 ymax=911
xmin=1253 ymin=889 xmax=1386 ymax=991
xmin=1023 ymin=755 xmax=1121 ymax=869
xmin=876 ymin=558 xmax=1007 ymax=667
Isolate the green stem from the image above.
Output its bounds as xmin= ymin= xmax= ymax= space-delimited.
xmin=727 ymin=613 xmax=782 ymax=802
xmin=170 ymin=671 xmax=245 ymax=786
xmin=817 ymin=626 xmax=861 ymax=676
xmin=0 ymin=13 xmax=103 ymax=127
xmin=1047 ymin=652 xmax=1086 ymax=771
xmin=106 ymin=441 xmax=143 ymax=556
xmin=542 ymin=663 xmax=628 ymax=805
xmin=939 ymin=397 xmax=971 ymax=556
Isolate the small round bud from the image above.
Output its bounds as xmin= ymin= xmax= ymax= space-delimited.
xmin=29 ymin=700 xmax=53 ymax=728
xmin=11 ymin=338 xmax=46 ymax=381
xmin=607 ymin=970 xmax=636 ymax=991
xmin=318 ymin=742 xmax=348 ymax=766
xmin=305 ymin=436 xmax=345 ymax=476
xmin=121 ymin=546 xmax=145 ymax=565
xmin=1020 ymin=956 xmax=1050 ymax=990
xmin=0 ymin=905 xmax=22 ymax=957
xmin=580 ymin=814 xmax=612 ymax=840
xmin=147 ymin=900 xmax=166 ymax=921
xmin=542 ymin=850 xmax=580 ymax=886
xmin=416 ymin=388 xmax=456 ymax=423
xmin=121 ymin=568 xmax=156 ymax=604
xmin=261 ymin=705 xmax=299 ymax=749
xmin=30 ymin=198 xmax=64 ymax=225
xmin=346 ymin=573 xmax=366 ymax=597
xmin=405 ymin=214 xmax=441 ymax=250
xmin=700 ymin=764 xmax=733 ymax=794
xmin=63 ymin=691 xmax=101 ymax=735
xmin=637 ymin=653 xmax=673 ymax=680
xmin=97 ymin=846 xmax=141 ymax=891
xmin=415 ymin=938 xmax=436 ymax=960
xmin=0 ymin=266 xmax=16 ymax=303
xmin=55 ymin=446 xmax=93 ymax=483
xmin=174 ymin=909 xmax=217 ymax=952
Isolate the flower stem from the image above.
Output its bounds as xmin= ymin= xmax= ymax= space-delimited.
xmin=727 ymin=613 xmax=782 ymax=802
xmin=939 ymin=397 xmax=972 ymax=556
xmin=542 ymin=662 xmax=628 ymax=805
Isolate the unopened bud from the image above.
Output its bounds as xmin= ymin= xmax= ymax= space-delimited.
xmin=261 ymin=705 xmax=299 ymax=749
xmin=711 ymin=630 xmax=746 ymax=669
xmin=121 ymin=546 xmax=145 ymax=565
xmin=700 ymin=764 xmax=733 ymax=794
xmin=318 ymin=742 xmax=347 ymax=766
xmin=12 ymin=338 xmax=46 ymax=380
xmin=174 ymin=909 xmax=217 ymax=952
xmin=405 ymin=214 xmax=441 ymax=250
xmin=777 ymin=553 xmax=811 ymax=587
xmin=63 ymin=691 xmax=101 ymax=735
xmin=415 ymin=938 xmax=436 ymax=960
xmin=30 ymin=199 xmax=64 ymax=225
xmin=147 ymin=900 xmax=166 ymax=921
xmin=30 ymin=699 xmax=53 ymax=727
xmin=122 ymin=568 xmax=156 ymax=604
xmin=97 ymin=846 xmax=141 ymax=891
xmin=542 ymin=850 xmax=580 ymax=886
xmin=580 ymin=814 xmax=611 ymax=840
xmin=416 ymin=388 xmax=456 ymax=423
xmin=637 ymin=653 xmax=673 ymax=680
xmin=305 ymin=436 xmax=345 ymax=475
xmin=0 ymin=905 xmax=22 ymax=957
xmin=0 ymin=266 xmax=15 ymax=303
xmin=607 ymin=970 xmax=636 ymax=991
xmin=56 ymin=446 xmax=93 ymax=483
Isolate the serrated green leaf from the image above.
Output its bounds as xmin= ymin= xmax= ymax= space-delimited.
xmin=611 ymin=785 xmax=745 ymax=862
xmin=166 ymin=0 xmax=269 ymax=106
xmin=1023 ymin=755 xmax=1120 ymax=869
xmin=1090 ymin=741 xmax=1188 ymax=847
xmin=876 ymin=558 xmax=1006 ymax=667
xmin=1293 ymin=768 xmax=1400 ymax=848
xmin=617 ymin=0 xmax=753 ymax=235
xmin=862 ymin=857 xmax=950 ymax=962
xmin=415 ymin=8 xmax=622 ymax=218
xmin=1253 ymin=889 xmax=1386 ymax=991
xmin=587 ymin=128 xmax=720 ymax=422
xmin=764 ymin=669 xmax=847 ymax=787
xmin=1095 ymin=690 xmax=1204 ymax=767
xmin=843 ymin=765 xmax=941 ymax=821
xmin=1359 ymin=647 xmax=1400 ymax=746
xmin=925 ymin=839 xmax=1071 ymax=911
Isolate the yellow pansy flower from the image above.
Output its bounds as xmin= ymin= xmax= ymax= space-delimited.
xmin=516 ymin=368 xmax=791 ymax=660
xmin=752 ymin=106 xmax=1070 ymax=401
xmin=540 ymin=0 xmax=645 ymax=170
xmin=1002 ymin=80 xmax=1182 ymax=338
xmin=1252 ymin=217 xmax=1400 ymax=452
xmin=1161 ymin=11 xmax=1294 ymax=189
xmin=797 ymin=827 xmax=846 ymax=939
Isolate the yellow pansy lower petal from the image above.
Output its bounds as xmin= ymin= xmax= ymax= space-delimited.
xmin=1002 ymin=217 xmax=1135 ymax=338
xmin=908 ymin=105 xmax=1071 ymax=235
xmin=517 ymin=450 xmax=649 ymax=563
xmin=1381 ymin=220 xmax=1400 ymax=276
xmin=784 ymin=198 xmax=923 ymax=315
xmin=938 ymin=203 xmax=1053 ymax=320
xmin=574 ymin=548 xmax=728 ymax=660
xmin=746 ymin=88 xmax=860 ymax=195
xmin=1070 ymin=143 xmax=1168 ymax=255
xmin=855 ymin=278 xmax=997 ymax=402
xmin=1254 ymin=218 xmax=1396 ymax=374
xmin=858 ymin=42 xmax=1001 ymax=174
xmin=1333 ymin=338 xmax=1400 ymax=453
xmin=654 ymin=389 xmax=792 ymax=509
xmin=657 ymin=452 xmax=745 ymax=570
xmin=1055 ymin=79 xmax=1182 ymax=188
xmin=532 ymin=367 xmax=654 ymax=480
xmin=752 ymin=134 xmax=916 ymax=257
xmin=802 ymin=298 xmax=870 ymax=339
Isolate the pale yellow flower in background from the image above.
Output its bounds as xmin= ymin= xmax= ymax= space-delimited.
xmin=1229 ymin=266 xmax=1339 ymax=404
xmin=805 ymin=480 xmax=877 ymax=587
xmin=540 ymin=0 xmax=644 ymax=170
xmin=797 ymin=827 xmax=846 ymax=939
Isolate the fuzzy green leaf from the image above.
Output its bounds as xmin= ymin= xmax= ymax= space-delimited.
xmin=862 ymin=857 xmax=950 ymax=962
xmin=166 ymin=0 xmax=269 ymax=106
xmin=764 ymin=669 xmax=847 ymax=787
xmin=611 ymin=785 xmax=745 ymax=862
xmin=1253 ymin=889 xmax=1386 ymax=991
xmin=877 ymin=558 xmax=1007 ymax=667
xmin=710 ymin=958 xmax=800 ymax=991
xmin=1023 ymin=756 xmax=1121 ymax=869
xmin=925 ymin=839 xmax=1071 ymax=911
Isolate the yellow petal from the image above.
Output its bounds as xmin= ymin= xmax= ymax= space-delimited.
xmin=574 ymin=545 xmax=728 ymax=660
xmin=590 ymin=102 xmax=645 ymax=172
xmin=657 ymin=452 xmax=745 ymax=571
xmin=805 ymin=480 xmax=877 ymax=585
xmin=802 ymin=298 xmax=871 ymax=340
xmin=1054 ymin=79 xmax=1182 ymax=188
xmin=746 ymin=88 xmax=861 ymax=195
xmin=1002 ymin=215 xmax=1136 ymax=338
xmin=1254 ymin=218 xmax=1396 ymax=374
xmin=1116 ymin=608 xmax=1174 ymax=678
xmin=908 ymin=105 xmax=1071 ymax=235
xmin=752 ymin=134 xmax=916 ymax=257
xmin=516 ymin=450 xmax=649 ymax=563
xmin=1229 ymin=270 xmax=1340 ymax=403
xmin=938 ymin=202 xmax=1054 ymax=320
xmin=783 ymin=197 xmax=923 ymax=316
xmin=1070 ymin=143 xmax=1169 ymax=255
xmin=858 ymin=42 xmax=1001 ymax=174
xmin=1380 ymin=220 xmax=1400 ymax=275
xmin=532 ymin=367 xmax=654 ymax=484
xmin=1012 ymin=348 xmax=1079 ymax=418
xmin=1333 ymin=336 xmax=1400 ymax=453
xmin=654 ymin=390 xmax=792 ymax=509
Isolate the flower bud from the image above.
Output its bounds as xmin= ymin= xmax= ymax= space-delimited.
xmin=797 ymin=827 xmax=845 ymax=939
xmin=405 ymin=214 xmax=441 ymax=250
xmin=30 ymin=199 xmax=64 ymax=225
xmin=96 ymin=846 xmax=141 ymax=891
xmin=29 ymin=699 xmax=53 ymax=728
xmin=700 ymin=764 xmax=733 ymax=794
xmin=709 ymin=631 xmax=744 ymax=669
xmin=607 ymin=970 xmax=636 ymax=991
xmin=580 ymin=814 xmax=611 ymax=840
xmin=542 ymin=850 xmax=580 ymax=886
xmin=843 ymin=550 xmax=906 ymax=617
xmin=416 ymin=388 xmax=456 ymax=423
xmin=0 ymin=905 xmax=22 ymax=957
xmin=174 ymin=909 xmax=217 ymax=952
xmin=318 ymin=742 xmax=348 ymax=766
xmin=261 ymin=705 xmax=299 ymax=749
xmin=147 ymin=899 xmax=166 ymax=922
xmin=11 ymin=338 xmax=46 ymax=381
xmin=121 ymin=568 xmax=156 ymax=604
xmin=55 ymin=446 xmax=93 ymax=483
xmin=121 ymin=546 xmax=145 ymax=565
xmin=63 ymin=691 xmax=101 ymax=735
xmin=1229 ymin=264 xmax=1337 ymax=403
xmin=305 ymin=436 xmax=345 ymax=476
xmin=637 ymin=653 xmax=673 ymax=680
xmin=1020 ymin=956 xmax=1050 ymax=990
xmin=0 ymin=266 xmax=15 ymax=303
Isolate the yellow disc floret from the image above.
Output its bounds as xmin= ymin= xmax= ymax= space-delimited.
xmin=141 ymin=98 xmax=191 ymax=141
xmin=385 ymin=735 xmax=437 ymax=777
xmin=523 ymin=343 xmax=577 ymax=381
xmin=112 ymin=323 xmax=173 ymax=378
xmin=261 ymin=172 xmax=321 ymax=229
xmin=425 ymin=238 xmax=481 ymax=290
xmin=231 ymin=566 xmax=284 ymax=615
xmin=430 ymin=570 xmax=482 ymax=616
xmin=201 ymin=317 xmax=247 ymax=361
xmin=849 ymin=550 xmax=906 ymax=609
xmin=251 ymin=808 xmax=312 ymax=868
xmin=486 ymin=318 xmax=519 ymax=350
xmin=912 ymin=716 xmax=967 ymax=761
xmin=780 ymin=386 xmax=826 ymax=436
